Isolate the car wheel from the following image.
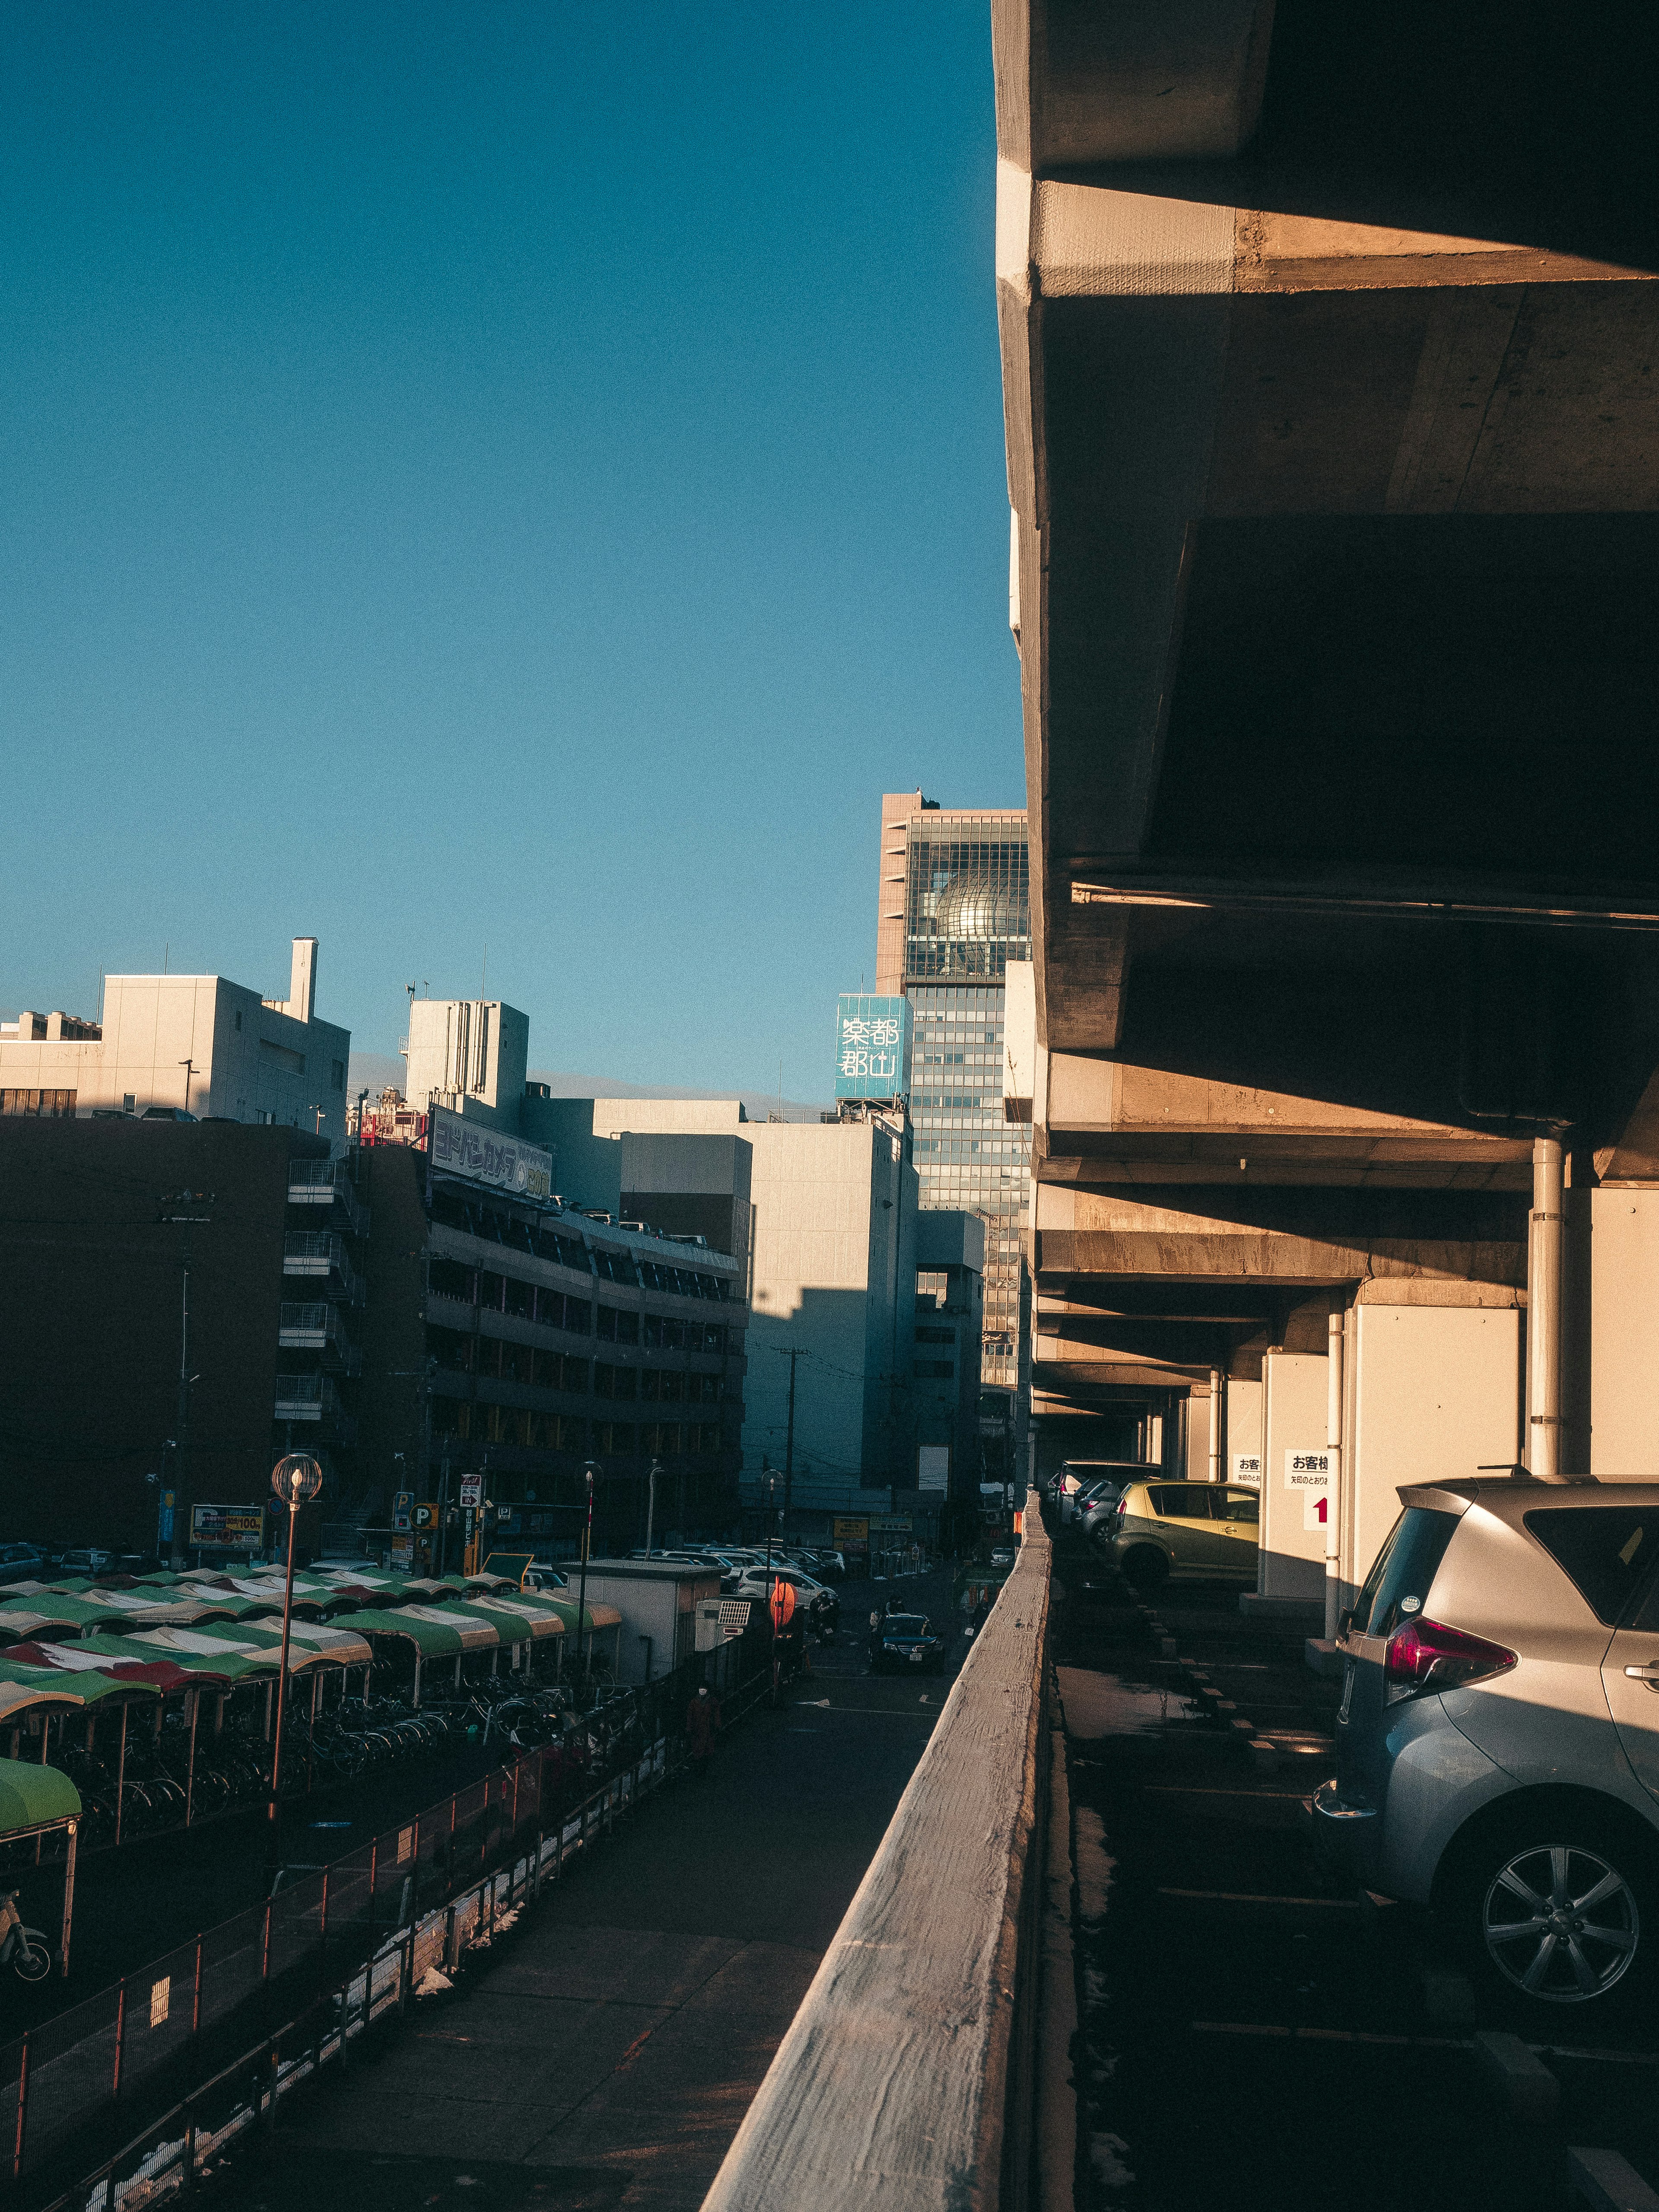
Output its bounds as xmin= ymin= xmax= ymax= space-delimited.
xmin=1121 ymin=1546 xmax=1169 ymax=1592
xmin=1460 ymin=1812 xmax=1653 ymax=2007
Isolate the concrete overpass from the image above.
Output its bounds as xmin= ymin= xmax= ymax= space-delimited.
xmin=995 ymin=2 xmax=1659 ymax=1613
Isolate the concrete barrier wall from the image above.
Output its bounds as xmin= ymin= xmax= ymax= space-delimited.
xmin=700 ymin=1495 xmax=1052 ymax=2212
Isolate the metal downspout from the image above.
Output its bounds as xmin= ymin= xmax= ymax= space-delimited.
xmin=1528 ymin=1136 xmax=1566 ymax=1480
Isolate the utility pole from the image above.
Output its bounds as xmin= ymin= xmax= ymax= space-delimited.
xmin=158 ymin=1189 xmax=213 ymax=1566
xmin=769 ymin=1347 xmax=810 ymax=1522
xmin=178 ymin=1058 xmax=197 ymax=1115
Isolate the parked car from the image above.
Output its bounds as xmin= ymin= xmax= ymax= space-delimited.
xmin=0 ymin=1545 xmax=44 ymax=1586
xmin=1315 ymin=1476 xmax=1659 ymax=2009
xmin=1058 ymin=1462 xmax=1153 ymax=1524
xmin=1077 ymin=1489 xmax=1128 ymax=1546
xmin=54 ymin=1546 xmax=117 ymax=1578
xmin=732 ymin=1565 xmax=839 ymax=1636
xmin=870 ymin=1613 xmax=947 ymax=1674
xmin=1107 ymin=1481 xmax=1259 ymax=1589
xmin=522 ymin=1565 xmax=569 ymax=1591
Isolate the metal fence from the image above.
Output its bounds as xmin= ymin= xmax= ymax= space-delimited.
xmin=5 ymin=1655 xmax=774 ymax=2211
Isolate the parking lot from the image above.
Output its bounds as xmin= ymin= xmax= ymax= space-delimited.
xmin=1051 ymin=1526 xmax=1659 ymax=2211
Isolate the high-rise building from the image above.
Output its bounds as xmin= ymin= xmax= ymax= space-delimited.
xmin=876 ymin=793 xmax=1031 ymax=1390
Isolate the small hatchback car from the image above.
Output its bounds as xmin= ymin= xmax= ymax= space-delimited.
xmin=1108 ymin=1481 xmax=1260 ymax=1589
xmin=1315 ymin=1476 xmax=1659 ymax=2008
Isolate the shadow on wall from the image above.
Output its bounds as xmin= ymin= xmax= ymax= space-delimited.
xmin=745 ymin=1283 xmax=922 ymax=1492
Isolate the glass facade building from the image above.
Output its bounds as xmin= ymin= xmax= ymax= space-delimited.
xmin=877 ymin=800 xmax=1031 ymax=1391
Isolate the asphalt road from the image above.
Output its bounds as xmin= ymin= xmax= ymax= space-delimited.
xmin=197 ymin=1564 xmax=965 ymax=2212
xmin=1052 ymin=1530 xmax=1659 ymax=2212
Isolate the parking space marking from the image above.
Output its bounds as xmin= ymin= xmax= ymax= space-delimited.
xmin=1191 ymin=2022 xmax=1466 ymax=2049
xmin=1157 ymin=1888 xmax=1360 ymax=1909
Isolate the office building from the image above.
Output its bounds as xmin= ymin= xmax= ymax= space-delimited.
xmin=0 ymin=1116 xmax=362 ymax=1551
xmin=912 ymin=1211 xmax=985 ymax=1499
xmin=876 ymin=794 xmax=1032 ymax=1390
xmin=0 ymin=937 xmax=353 ymax=1147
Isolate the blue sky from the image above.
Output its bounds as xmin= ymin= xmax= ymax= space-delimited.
xmin=1 ymin=3 xmax=1021 ymax=1099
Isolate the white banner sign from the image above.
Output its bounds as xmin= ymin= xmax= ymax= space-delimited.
xmin=429 ymin=1105 xmax=552 ymax=1202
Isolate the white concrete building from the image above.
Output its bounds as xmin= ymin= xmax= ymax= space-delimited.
xmin=403 ymin=997 xmax=530 ymax=1133
xmin=0 ymin=937 xmax=353 ymax=1146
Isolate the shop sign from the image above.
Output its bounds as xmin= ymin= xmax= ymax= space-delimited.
xmin=429 ymin=1105 xmax=552 ymax=1202
xmin=190 ymin=1504 xmax=265 ymax=1551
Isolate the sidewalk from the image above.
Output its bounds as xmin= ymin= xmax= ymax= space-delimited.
xmin=231 ymin=1584 xmax=958 ymax=2212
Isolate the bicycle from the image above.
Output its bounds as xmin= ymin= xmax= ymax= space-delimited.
xmin=0 ymin=1891 xmax=51 ymax=1983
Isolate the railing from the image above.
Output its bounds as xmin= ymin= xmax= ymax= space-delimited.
xmin=278 ymin=1304 xmax=361 ymax=1374
xmin=288 ymin=1158 xmax=370 ymax=1236
xmin=10 ymin=1658 xmax=777 ymax=2211
xmin=281 ymin=1234 xmax=363 ymax=1307
xmin=702 ymin=1497 xmax=1052 ymax=2212
xmin=274 ymin=1373 xmax=337 ymax=1416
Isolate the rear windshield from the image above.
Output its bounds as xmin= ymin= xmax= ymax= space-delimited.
xmin=1351 ymin=1508 xmax=1459 ymax=1637
xmin=1525 ymin=1506 xmax=1659 ymax=1625
xmin=1147 ymin=1485 xmax=1211 ymax=1519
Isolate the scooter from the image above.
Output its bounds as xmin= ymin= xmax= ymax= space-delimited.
xmin=0 ymin=1891 xmax=51 ymax=1983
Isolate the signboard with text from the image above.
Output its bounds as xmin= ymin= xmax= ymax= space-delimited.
xmin=190 ymin=1504 xmax=266 ymax=1552
xmin=429 ymin=1105 xmax=552 ymax=1203
xmin=1285 ymin=1447 xmax=1332 ymax=1531
xmin=1232 ymin=1454 xmax=1263 ymax=1489
xmin=834 ymin=995 xmax=912 ymax=1100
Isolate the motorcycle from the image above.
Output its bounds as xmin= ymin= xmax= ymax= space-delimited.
xmin=0 ymin=1891 xmax=52 ymax=1982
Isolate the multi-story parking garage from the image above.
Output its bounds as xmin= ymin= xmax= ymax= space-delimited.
xmin=995 ymin=0 xmax=1659 ymax=1615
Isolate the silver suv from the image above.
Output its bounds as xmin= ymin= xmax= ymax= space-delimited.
xmin=1315 ymin=1476 xmax=1659 ymax=2007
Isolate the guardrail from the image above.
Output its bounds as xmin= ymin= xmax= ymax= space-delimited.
xmin=701 ymin=1495 xmax=1053 ymax=2212
xmin=6 ymin=1658 xmax=776 ymax=2212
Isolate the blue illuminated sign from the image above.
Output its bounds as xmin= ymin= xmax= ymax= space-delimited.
xmin=834 ymin=995 xmax=911 ymax=1100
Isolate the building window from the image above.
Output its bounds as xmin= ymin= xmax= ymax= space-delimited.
xmin=331 ymin=1059 xmax=346 ymax=1090
xmin=429 ymin=1257 xmax=475 ymax=1303
xmin=557 ymin=1415 xmax=587 ymax=1452
xmin=915 ymin=1360 xmax=955 ymax=1379
xmin=0 ymin=1089 xmax=76 ymax=1117
xmin=916 ymin=1327 xmax=954 ymax=1345
xmin=234 ymin=1011 xmax=243 ymax=1033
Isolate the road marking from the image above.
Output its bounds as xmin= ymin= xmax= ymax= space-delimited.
xmin=1191 ymin=2021 xmax=1465 ymax=2048
xmin=1158 ymin=1888 xmax=1360 ymax=1909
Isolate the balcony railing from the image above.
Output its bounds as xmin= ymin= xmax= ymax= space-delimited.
xmin=278 ymin=1301 xmax=362 ymax=1373
xmin=282 ymin=1232 xmax=364 ymax=1306
xmin=274 ymin=1373 xmax=338 ymax=1417
xmin=288 ymin=1157 xmax=370 ymax=1236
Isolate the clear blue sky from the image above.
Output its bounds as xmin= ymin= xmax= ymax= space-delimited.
xmin=1 ymin=3 xmax=1021 ymax=1099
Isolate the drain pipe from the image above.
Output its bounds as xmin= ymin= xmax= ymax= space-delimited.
xmin=1528 ymin=1135 xmax=1566 ymax=1481
xmin=1208 ymin=1368 xmax=1223 ymax=1484
xmin=1324 ymin=1311 xmax=1345 ymax=1640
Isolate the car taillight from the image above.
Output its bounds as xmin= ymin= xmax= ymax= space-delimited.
xmin=1383 ymin=1617 xmax=1517 ymax=1702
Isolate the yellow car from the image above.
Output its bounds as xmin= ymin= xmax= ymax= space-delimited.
xmin=1107 ymin=1481 xmax=1259 ymax=1591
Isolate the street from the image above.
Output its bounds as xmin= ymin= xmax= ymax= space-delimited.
xmin=198 ymin=1565 xmax=963 ymax=2212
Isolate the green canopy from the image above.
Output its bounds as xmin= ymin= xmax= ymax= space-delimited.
xmin=327 ymin=1607 xmax=470 ymax=1659
xmin=0 ymin=1658 xmax=161 ymax=1716
xmin=532 ymin=1595 xmax=622 ymax=1636
xmin=0 ymin=1756 xmax=80 ymax=1839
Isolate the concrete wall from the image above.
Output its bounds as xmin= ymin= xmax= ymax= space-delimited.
xmin=1227 ymin=1376 xmax=1264 ymax=1485
xmin=744 ymin=1119 xmax=917 ymax=1485
xmin=591 ymin=1098 xmax=747 ymax=1136
xmin=1258 ymin=1352 xmax=1330 ymax=1603
xmin=1345 ymin=1299 xmax=1522 ymax=1601
xmin=1590 ymin=1189 xmax=1659 ymax=1474
xmin=518 ymin=1097 xmax=623 ymax=1215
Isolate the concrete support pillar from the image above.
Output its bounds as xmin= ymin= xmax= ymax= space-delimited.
xmin=1324 ymin=1312 xmax=1345 ymax=1640
xmin=1528 ymin=1137 xmax=1565 ymax=1481
xmin=1207 ymin=1369 xmax=1223 ymax=1482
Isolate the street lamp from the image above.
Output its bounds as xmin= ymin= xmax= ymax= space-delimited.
xmin=267 ymin=1453 xmax=323 ymax=1840
xmin=644 ymin=1458 xmax=664 ymax=1559
xmin=577 ymin=1462 xmax=599 ymax=1678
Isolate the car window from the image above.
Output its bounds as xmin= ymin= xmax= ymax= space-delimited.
xmin=1147 ymin=1485 xmax=1211 ymax=1520
xmin=1526 ymin=1507 xmax=1659 ymax=1627
xmin=1352 ymin=1508 xmax=1460 ymax=1637
xmin=1218 ymin=1491 xmax=1259 ymax=1524
xmin=884 ymin=1616 xmax=926 ymax=1634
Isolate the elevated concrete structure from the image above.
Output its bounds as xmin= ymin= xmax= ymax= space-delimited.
xmin=997 ymin=1 xmax=1659 ymax=1598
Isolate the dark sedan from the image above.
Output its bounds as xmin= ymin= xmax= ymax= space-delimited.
xmin=870 ymin=1613 xmax=947 ymax=1675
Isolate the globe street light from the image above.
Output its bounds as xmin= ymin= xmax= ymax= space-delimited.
xmin=268 ymin=1453 xmax=323 ymax=1839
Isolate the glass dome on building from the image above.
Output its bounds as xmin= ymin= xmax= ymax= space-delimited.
xmin=933 ymin=871 xmax=1027 ymax=945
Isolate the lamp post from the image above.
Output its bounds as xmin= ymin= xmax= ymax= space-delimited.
xmin=644 ymin=1458 xmax=664 ymax=1559
xmin=577 ymin=1462 xmax=599 ymax=1678
xmin=267 ymin=1453 xmax=323 ymax=1843
xmin=763 ymin=1472 xmax=781 ymax=1706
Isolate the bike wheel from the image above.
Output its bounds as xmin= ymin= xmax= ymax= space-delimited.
xmin=13 ymin=1933 xmax=52 ymax=1983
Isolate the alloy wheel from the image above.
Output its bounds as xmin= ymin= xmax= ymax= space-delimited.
xmin=1482 ymin=1843 xmax=1640 ymax=2002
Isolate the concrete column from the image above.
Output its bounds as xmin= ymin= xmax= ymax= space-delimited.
xmin=1528 ymin=1137 xmax=1565 ymax=1481
xmin=1208 ymin=1368 xmax=1223 ymax=1483
xmin=1324 ymin=1312 xmax=1344 ymax=1640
